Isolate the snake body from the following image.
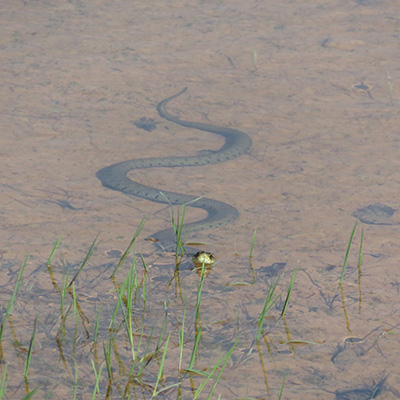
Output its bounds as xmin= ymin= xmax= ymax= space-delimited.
xmin=96 ymin=88 xmax=252 ymax=253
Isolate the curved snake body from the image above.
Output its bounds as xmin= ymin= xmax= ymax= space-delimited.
xmin=96 ymin=88 xmax=252 ymax=253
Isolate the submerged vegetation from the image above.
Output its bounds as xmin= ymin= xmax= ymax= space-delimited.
xmin=0 ymin=217 xmax=392 ymax=399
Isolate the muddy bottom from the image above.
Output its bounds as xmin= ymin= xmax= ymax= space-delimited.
xmin=1 ymin=0 xmax=400 ymax=398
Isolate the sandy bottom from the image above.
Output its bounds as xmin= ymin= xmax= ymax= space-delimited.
xmin=1 ymin=0 xmax=400 ymax=398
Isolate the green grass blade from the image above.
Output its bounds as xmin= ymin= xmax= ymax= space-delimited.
xmin=339 ymin=221 xmax=357 ymax=286
xmin=179 ymin=293 xmax=187 ymax=371
xmin=103 ymin=338 xmax=113 ymax=380
xmin=154 ymin=382 xmax=182 ymax=396
xmin=109 ymin=274 xmax=129 ymax=330
xmin=93 ymin=307 xmax=102 ymax=344
xmin=166 ymin=195 xmax=204 ymax=255
xmin=72 ymin=283 xmax=78 ymax=357
xmin=170 ymin=204 xmax=187 ymax=256
xmin=111 ymin=217 xmax=145 ymax=278
xmin=136 ymin=325 xmax=156 ymax=375
xmin=68 ymin=236 xmax=98 ymax=288
xmin=249 ymin=227 xmax=257 ymax=258
xmin=281 ymin=264 xmax=299 ymax=317
xmin=189 ymin=325 xmax=202 ymax=370
xmin=73 ymin=358 xmax=78 ymax=400
xmin=175 ymin=204 xmax=187 ymax=256
xmin=24 ymin=314 xmax=38 ymax=378
xmin=21 ymin=387 xmax=39 ymax=400
xmin=46 ymin=237 xmax=62 ymax=267
xmin=0 ymin=256 xmax=28 ymax=342
xmin=91 ymin=359 xmax=104 ymax=399
xmin=60 ymin=270 xmax=71 ymax=315
xmin=206 ymin=343 xmax=237 ymax=400
xmin=195 ymin=263 xmax=206 ymax=326
xmin=113 ymin=271 xmax=136 ymax=360
xmin=0 ymin=362 xmax=8 ymax=400
xmin=140 ymin=252 xmax=148 ymax=273
xmin=189 ymin=262 xmax=206 ymax=369
xmin=256 ymin=274 xmax=282 ymax=341
xmin=278 ymin=373 xmax=287 ymax=400
xmin=129 ymin=322 xmax=144 ymax=377
xmin=139 ymin=253 xmax=148 ymax=302
xmin=282 ymin=340 xmax=320 ymax=345
xmin=153 ymin=331 xmax=171 ymax=396
xmin=192 ymin=340 xmax=238 ymax=399
xmin=155 ymin=302 xmax=168 ymax=355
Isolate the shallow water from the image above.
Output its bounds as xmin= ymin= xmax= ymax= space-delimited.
xmin=1 ymin=0 xmax=400 ymax=398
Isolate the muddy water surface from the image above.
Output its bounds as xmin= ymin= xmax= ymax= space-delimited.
xmin=1 ymin=0 xmax=400 ymax=398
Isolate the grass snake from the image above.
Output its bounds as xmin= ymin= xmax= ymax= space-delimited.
xmin=96 ymin=88 xmax=252 ymax=254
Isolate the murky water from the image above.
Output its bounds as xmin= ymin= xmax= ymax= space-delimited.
xmin=1 ymin=0 xmax=400 ymax=398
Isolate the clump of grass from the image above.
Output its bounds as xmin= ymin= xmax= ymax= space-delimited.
xmin=113 ymin=260 xmax=140 ymax=361
xmin=170 ymin=204 xmax=190 ymax=257
xmin=0 ymin=217 xmax=373 ymax=399
xmin=0 ymin=256 xmax=27 ymax=349
xmin=169 ymin=196 xmax=206 ymax=257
